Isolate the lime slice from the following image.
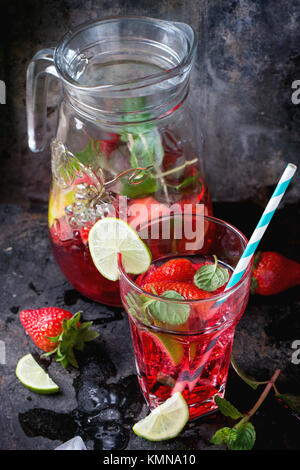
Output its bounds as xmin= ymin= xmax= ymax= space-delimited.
xmin=16 ymin=354 xmax=59 ymax=394
xmin=133 ymin=392 xmax=189 ymax=441
xmin=154 ymin=332 xmax=185 ymax=366
xmin=88 ymin=217 xmax=152 ymax=281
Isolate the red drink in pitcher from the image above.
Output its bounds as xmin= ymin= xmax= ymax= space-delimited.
xmin=26 ymin=17 xmax=212 ymax=306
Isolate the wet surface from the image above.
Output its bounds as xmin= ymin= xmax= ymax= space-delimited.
xmin=0 ymin=202 xmax=299 ymax=450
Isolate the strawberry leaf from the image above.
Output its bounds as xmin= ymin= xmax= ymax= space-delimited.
xmin=46 ymin=311 xmax=99 ymax=369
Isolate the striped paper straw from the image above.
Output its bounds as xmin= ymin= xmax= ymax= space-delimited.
xmin=173 ymin=163 xmax=297 ymax=394
xmin=225 ymin=163 xmax=297 ymax=290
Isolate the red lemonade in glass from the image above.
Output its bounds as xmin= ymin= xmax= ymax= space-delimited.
xmin=119 ymin=214 xmax=252 ymax=420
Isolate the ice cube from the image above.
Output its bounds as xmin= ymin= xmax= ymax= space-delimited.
xmin=55 ymin=436 xmax=87 ymax=451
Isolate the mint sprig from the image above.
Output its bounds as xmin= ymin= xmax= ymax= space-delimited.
xmin=211 ymin=368 xmax=281 ymax=450
xmin=193 ymin=255 xmax=229 ymax=292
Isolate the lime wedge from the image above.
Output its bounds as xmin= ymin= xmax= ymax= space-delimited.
xmin=154 ymin=332 xmax=185 ymax=366
xmin=16 ymin=354 xmax=59 ymax=394
xmin=88 ymin=217 xmax=152 ymax=281
xmin=133 ymin=392 xmax=189 ymax=441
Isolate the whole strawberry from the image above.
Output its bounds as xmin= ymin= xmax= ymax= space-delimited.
xmin=20 ymin=308 xmax=99 ymax=368
xmin=251 ymin=251 xmax=300 ymax=295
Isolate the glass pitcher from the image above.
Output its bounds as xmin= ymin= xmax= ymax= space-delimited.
xmin=26 ymin=16 xmax=212 ymax=306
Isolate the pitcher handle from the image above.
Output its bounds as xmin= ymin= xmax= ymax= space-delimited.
xmin=26 ymin=48 xmax=59 ymax=153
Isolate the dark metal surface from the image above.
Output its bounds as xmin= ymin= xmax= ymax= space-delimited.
xmin=0 ymin=202 xmax=299 ymax=450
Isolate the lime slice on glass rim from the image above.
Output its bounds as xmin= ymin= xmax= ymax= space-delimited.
xmin=88 ymin=217 xmax=152 ymax=281
xmin=16 ymin=354 xmax=59 ymax=394
xmin=133 ymin=392 xmax=189 ymax=441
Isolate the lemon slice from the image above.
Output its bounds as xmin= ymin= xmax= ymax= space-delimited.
xmin=16 ymin=354 xmax=59 ymax=394
xmin=133 ymin=392 xmax=189 ymax=441
xmin=48 ymin=189 xmax=74 ymax=227
xmin=88 ymin=217 xmax=152 ymax=281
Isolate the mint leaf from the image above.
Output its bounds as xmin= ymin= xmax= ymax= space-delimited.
xmin=274 ymin=392 xmax=300 ymax=414
xmin=215 ymin=396 xmax=244 ymax=419
xmin=121 ymin=98 xmax=164 ymax=169
xmin=167 ymin=172 xmax=199 ymax=191
xmin=76 ymin=140 xmax=96 ymax=166
xmin=193 ymin=255 xmax=229 ymax=292
xmin=121 ymin=174 xmax=159 ymax=198
xmin=210 ymin=427 xmax=237 ymax=446
xmin=148 ymin=290 xmax=190 ymax=325
xmin=125 ymin=292 xmax=153 ymax=326
xmin=228 ymin=422 xmax=256 ymax=450
xmin=211 ymin=422 xmax=256 ymax=450
xmin=231 ymin=355 xmax=268 ymax=390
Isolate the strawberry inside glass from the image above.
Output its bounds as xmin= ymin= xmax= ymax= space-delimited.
xmin=119 ymin=215 xmax=252 ymax=420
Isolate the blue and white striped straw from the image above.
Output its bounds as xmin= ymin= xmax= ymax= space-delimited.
xmin=225 ymin=162 xmax=297 ymax=291
xmin=173 ymin=163 xmax=297 ymax=394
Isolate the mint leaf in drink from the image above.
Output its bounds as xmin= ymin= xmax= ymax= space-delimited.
xmin=125 ymin=292 xmax=153 ymax=326
xmin=148 ymin=290 xmax=190 ymax=325
xmin=215 ymin=396 xmax=244 ymax=419
xmin=228 ymin=422 xmax=256 ymax=450
xmin=121 ymin=174 xmax=160 ymax=198
xmin=76 ymin=140 xmax=96 ymax=166
xmin=167 ymin=172 xmax=199 ymax=191
xmin=193 ymin=255 xmax=229 ymax=292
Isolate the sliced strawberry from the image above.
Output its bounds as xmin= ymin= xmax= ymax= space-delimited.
xmin=98 ymin=133 xmax=120 ymax=157
xmin=80 ymin=225 xmax=92 ymax=244
xmin=135 ymin=265 xmax=158 ymax=287
xmin=146 ymin=258 xmax=196 ymax=283
xmin=143 ymin=281 xmax=211 ymax=300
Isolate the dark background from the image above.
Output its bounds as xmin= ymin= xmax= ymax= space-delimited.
xmin=0 ymin=0 xmax=300 ymax=451
xmin=0 ymin=0 xmax=299 ymax=207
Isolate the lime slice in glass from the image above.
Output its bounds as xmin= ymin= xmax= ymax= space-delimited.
xmin=133 ymin=392 xmax=189 ymax=441
xmin=16 ymin=354 xmax=59 ymax=394
xmin=88 ymin=217 xmax=152 ymax=281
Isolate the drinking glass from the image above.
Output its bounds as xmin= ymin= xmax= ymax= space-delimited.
xmin=118 ymin=212 xmax=252 ymax=420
